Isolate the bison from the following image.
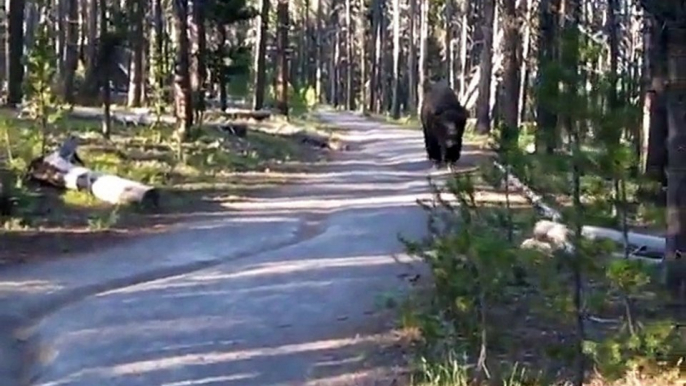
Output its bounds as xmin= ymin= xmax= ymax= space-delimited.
xmin=420 ymin=81 xmax=468 ymax=168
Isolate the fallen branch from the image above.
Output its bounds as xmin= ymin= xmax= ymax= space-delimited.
xmin=27 ymin=137 xmax=159 ymax=208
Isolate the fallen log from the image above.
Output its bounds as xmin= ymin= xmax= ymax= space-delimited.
xmin=220 ymin=108 xmax=272 ymax=121
xmin=27 ymin=138 xmax=159 ymax=208
xmin=491 ymin=160 xmax=665 ymax=265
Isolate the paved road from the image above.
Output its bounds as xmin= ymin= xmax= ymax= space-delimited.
xmin=0 ymin=111 xmax=480 ymax=386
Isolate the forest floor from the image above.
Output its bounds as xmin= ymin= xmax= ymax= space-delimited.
xmin=0 ymin=106 xmax=336 ymax=266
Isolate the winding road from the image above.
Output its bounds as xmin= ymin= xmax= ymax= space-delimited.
xmin=0 ymin=110 xmax=484 ymax=386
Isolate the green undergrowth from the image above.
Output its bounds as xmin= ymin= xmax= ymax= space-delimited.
xmin=494 ymin=123 xmax=665 ymax=232
xmin=398 ymin=163 xmax=684 ymax=386
xmin=0 ymin=108 xmax=318 ymax=230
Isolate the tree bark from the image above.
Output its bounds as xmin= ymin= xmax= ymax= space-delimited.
xmin=417 ymin=0 xmax=429 ymax=114
xmin=665 ymin=21 xmax=686 ymax=303
xmin=458 ymin=0 xmax=469 ymax=100
xmin=99 ymin=0 xmax=112 ymax=139
xmin=501 ymin=0 xmax=521 ymax=144
xmin=345 ymin=0 xmax=354 ymax=110
xmin=276 ymin=0 xmax=290 ymax=116
xmin=407 ymin=0 xmax=417 ymax=112
xmin=475 ymin=0 xmax=496 ymax=134
xmin=315 ymin=0 xmax=324 ymax=102
xmin=62 ymin=0 xmax=79 ymax=103
xmin=190 ymin=0 xmax=207 ymax=114
xmin=358 ymin=0 xmax=368 ymax=114
xmin=172 ymin=0 xmax=193 ymax=141
xmin=641 ymin=14 xmax=668 ymax=186
xmin=535 ymin=0 xmax=559 ymax=153
xmin=252 ymin=0 xmax=270 ymax=110
xmin=128 ymin=0 xmax=146 ymax=107
xmin=390 ymin=0 xmax=401 ymax=119
xmin=6 ymin=0 xmax=25 ymax=106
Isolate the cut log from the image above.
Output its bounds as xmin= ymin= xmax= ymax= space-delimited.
xmin=27 ymin=139 xmax=159 ymax=208
xmin=220 ymin=108 xmax=272 ymax=121
xmin=491 ymin=159 xmax=665 ymax=265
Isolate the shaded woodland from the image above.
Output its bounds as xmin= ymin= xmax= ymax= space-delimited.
xmin=0 ymin=0 xmax=685 ymax=384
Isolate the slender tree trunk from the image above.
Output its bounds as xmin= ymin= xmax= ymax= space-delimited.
xmin=99 ymin=0 xmax=111 ymax=138
xmin=458 ymin=0 xmax=469 ymax=101
xmin=6 ymin=0 xmax=25 ymax=106
xmin=390 ymin=0 xmax=401 ymax=119
xmin=606 ymin=0 xmax=619 ymax=141
xmin=358 ymin=0 xmax=368 ymax=114
xmin=475 ymin=0 xmax=496 ymax=134
xmin=276 ymin=0 xmax=290 ymax=116
xmin=153 ymin=0 xmax=164 ymax=92
xmin=535 ymin=0 xmax=559 ymax=153
xmin=443 ymin=0 xmax=453 ymax=89
xmin=56 ymin=0 xmax=67 ymax=75
xmin=190 ymin=0 xmax=207 ymax=115
xmin=173 ymin=0 xmax=193 ymax=141
xmin=252 ymin=0 xmax=270 ymax=110
xmin=407 ymin=0 xmax=417 ymax=112
xmin=369 ymin=0 xmax=381 ymax=112
xmin=517 ymin=0 xmax=532 ymax=123
xmin=128 ymin=0 xmax=146 ymax=107
xmin=345 ymin=0 xmax=353 ymax=110
xmin=218 ymin=28 xmax=228 ymax=111
xmin=417 ymin=0 xmax=428 ymax=114
xmin=315 ymin=0 xmax=324 ymax=102
xmin=501 ymin=0 xmax=521 ymax=144
xmin=87 ymin=0 xmax=97 ymax=67
xmin=62 ymin=0 xmax=79 ymax=103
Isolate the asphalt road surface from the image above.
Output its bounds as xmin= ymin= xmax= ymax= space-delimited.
xmin=0 ymin=110 xmax=482 ymax=386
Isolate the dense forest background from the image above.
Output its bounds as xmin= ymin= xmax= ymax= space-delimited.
xmin=0 ymin=1 xmax=684 ymax=384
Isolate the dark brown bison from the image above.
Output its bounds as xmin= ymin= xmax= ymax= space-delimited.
xmin=420 ymin=81 xmax=468 ymax=167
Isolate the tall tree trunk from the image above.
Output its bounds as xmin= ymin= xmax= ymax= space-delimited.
xmin=458 ymin=0 xmax=469 ymax=101
xmin=218 ymin=28 xmax=228 ymax=111
xmin=99 ymin=0 xmax=112 ymax=138
xmin=6 ymin=0 xmax=25 ymax=106
xmin=606 ymin=0 xmax=619 ymax=142
xmin=407 ymin=0 xmax=417 ymax=112
xmin=501 ymin=0 xmax=521 ymax=144
xmin=517 ymin=0 xmax=532 ymax=123
xmin=369 ymin=0 xmax=381 ymax=112
xmin=443 ymin=0 xmax=453 ymax=89
xmin=417 ymin=0 xmax=428 ymax=114
xmin=252 ymin=0 xmax=270 ymax=110
xmin=128 ymin=0 xmax=146 ymax=107
xmin=190 ymin=0 xmax=207 ymax=115
xmin=315 ymin=0 xmax=324 ymax=102
xmin=358 ymin=0 xmax=368 ymax=114
xmin=345 ymin=0 xmax=353 ymax=110
xmin=153 ymin=0 xmax=164 ymax=92
xmin=56 ymin=0 xmax=67 ymax=75
xmin=665 ymin=21 xmax=686 ymax=304
xmin=276 ymin=0 xmax=290 ymax=116
xmin=641 ymin=13 xmax=667 ymax=187
xmin=535 ymin=0 xmax=559 ymax=153
xmin=62 ymin=0 xmax=79 ymax=103
xmin=475 ymin=0 xmax=495 ymax=134
xmin=390 ymin=0 xmax=401 ymax=119
xmin=172 ymin=0 xmax=193 ymax=141
xmin=87 ymin=0 xmax=97 ymax=67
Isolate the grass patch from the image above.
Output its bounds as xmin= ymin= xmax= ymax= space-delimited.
xmin=0 ymin=106 xmax=324 ymax=233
